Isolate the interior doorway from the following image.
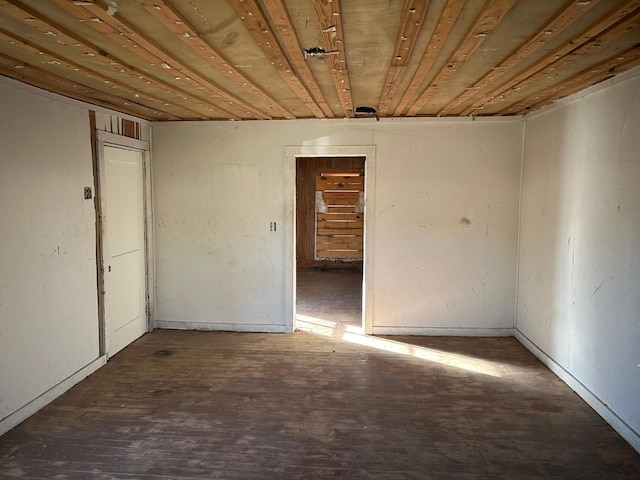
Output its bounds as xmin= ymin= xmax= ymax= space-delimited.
xmin=295 ymin=156 xmax=365 ymax=335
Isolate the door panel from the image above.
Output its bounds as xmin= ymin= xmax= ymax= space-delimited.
xmin=104 ymin=146 xmax=147 ymax=357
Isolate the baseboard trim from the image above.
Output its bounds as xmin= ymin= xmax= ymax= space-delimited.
xmin=154 ymin=320 xmax=287 ymax=333
xmin=372 ymin=326 xmax=514 ymax=336
xmin=0 ymin=355 xmax=107 ymax=436
xmin=514 ymin=329 xmax=640 ymax=453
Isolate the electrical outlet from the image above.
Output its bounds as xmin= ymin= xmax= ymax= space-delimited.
xmin=84 ymin=186 xmax=93 ymax=200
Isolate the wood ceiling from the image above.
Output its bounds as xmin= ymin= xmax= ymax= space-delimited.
xmin=0 ymin=0 xmax=638 ymax=121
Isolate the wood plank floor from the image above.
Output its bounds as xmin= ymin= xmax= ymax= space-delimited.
xmin=1 ymin=330 xmax=639 ymax=479
xmin=297 ymin=268 xmax=363 ymax=330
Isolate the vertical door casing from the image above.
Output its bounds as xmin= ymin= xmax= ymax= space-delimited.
xmin=96 ymin=132 xmax=152 ymax=358
xmin=285 ymin=145 xmax=376 ymax=334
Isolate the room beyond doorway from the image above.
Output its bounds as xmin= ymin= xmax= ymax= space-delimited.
xmin=295 ymin=156 xmax=365 ymax=334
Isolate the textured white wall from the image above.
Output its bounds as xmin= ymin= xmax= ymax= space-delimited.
xmin=517 ymin=69 xmax=640 ymax=450
xmin=0 ymin=81 xmax=100 ymax=429
xmin=371 ymin=121 xmax=522 ymax=334
xmin=152 ymin=118 xmax=522 ymax=334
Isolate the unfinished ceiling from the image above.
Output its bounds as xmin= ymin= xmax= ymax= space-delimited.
xmin=0 ymin=0 xmax=638 ymax=121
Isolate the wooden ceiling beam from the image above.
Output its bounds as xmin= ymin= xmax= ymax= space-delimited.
xmin=474 ymin=5 xmax=640 ymax=114
xmin=228 ymin=0 xmax=326 ymax=119
xmin=510 ymin=45 xmax=640 ymax=115
xmin=392 ymin=0 xmax=466 ymax=116
xmin=377 ymin=0 xmax=429 ymax=117
xmin=438 ymin=0 xmax=602 ymax=116
xmin=259 ymin=0 xmax=334 ymax=118
xmin=1 ymin=0 xmax=213 ymax=119
xmin=139 ymin=0 xmax=295 ymax=119
xmin=48 ymin=0 xmax=254 ymax=120
xmin=0 ymin=53 xmax=166 ymax=120
xmin=313 ymin=0 xmax=353 ymax=118
xmin=406 ymin=0 xmax=518 ymax=116
xmin=463 ymin=0 xmax=640 ymax=116
xmin=0 ymin=27 xmax=199 ymax=119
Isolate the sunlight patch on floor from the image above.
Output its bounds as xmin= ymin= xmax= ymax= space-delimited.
xmin=295 ymin=314 xmax=364 ymax=334
xmin=296 ymin=314 xmax=502 ymax=378
xmin=341 ymin=332 xmax=503 ymax=378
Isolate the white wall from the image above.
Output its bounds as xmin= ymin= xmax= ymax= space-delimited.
xmin=0 ymin=79 xmax=102 ymax=433
xmin=517 ymin=69 xmax=640 ymax=450
xmin=372 ymin=121 xmax=522 ymax=334
xmin=152 ymin=118 xmax=522 ymax=335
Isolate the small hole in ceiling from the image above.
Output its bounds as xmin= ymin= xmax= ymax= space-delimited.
xmin=355 ymin=106 xmax=377 ymax=116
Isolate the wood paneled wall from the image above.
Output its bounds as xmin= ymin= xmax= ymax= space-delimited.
xmin=315 ymin=171 xmax=364 ymax=260
xmin=296 ymin=156 xmax=365 ymax=269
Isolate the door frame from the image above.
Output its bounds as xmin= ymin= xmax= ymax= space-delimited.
xmin=95 ymin=131 xmax=154 ymax=358
xmin=285 ymin=145 xmax=376 ymax=335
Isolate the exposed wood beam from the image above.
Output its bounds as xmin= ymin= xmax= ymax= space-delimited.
xmin=392 ymin=0 xmax=465 ymax=116
xmin=139 ymin=0 xmax=295 ymax=119
xmin=510 ymin=45 xmax=640 ymax=115
xmin=259 ymin=0 xmax=335 ymax=118
xmin=1 ymin=0 xmax=212 ymax=119
xmin=377 ymin=0 xmax=429 ymax=117
xmin=313 ymin=0 xmax=353 ymax=117
xmin=0 ymin=27 xmax=199 ymax=119
xmin=48 ymin=0 xmax=259 ymax=120
xmin=406 ymin=0 xmax=518 ymax=116
xmin=438 ymin=0 xmax=602 ymax=116
xmin=463 ymin=0 xmax=640 ymax=116
xmin=0 ymin=53 xmax=166 ymax=120
xmin=474 ymin=5 xmax=640 ymax=114
xmin=229 ymin=0 xmax=325 ymax=118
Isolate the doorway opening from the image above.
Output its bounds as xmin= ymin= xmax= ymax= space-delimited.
xmin=295 ymin=156 xmax=365 ymax=335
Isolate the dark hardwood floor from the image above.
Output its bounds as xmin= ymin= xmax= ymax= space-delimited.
xmin=1 ymin=329 xmax=639 ymax=479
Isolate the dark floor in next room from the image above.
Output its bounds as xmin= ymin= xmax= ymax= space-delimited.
xmin=296 ymin=267 xmax=363 ymax=331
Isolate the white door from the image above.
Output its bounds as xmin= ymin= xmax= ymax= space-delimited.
xmin=103 ymin=146 xmax=147 ymax=357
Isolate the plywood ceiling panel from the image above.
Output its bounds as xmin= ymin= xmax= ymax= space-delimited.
xmin=0 ymin=0 xmax=638 ymax=121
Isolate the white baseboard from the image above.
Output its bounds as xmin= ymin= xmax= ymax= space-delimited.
xmin=515 ymin=329 xmax=640 ymax=453
xmin=154 ymin=320 xmax=287 ymax=333
xmin=0 ymin=355 xmax=107 ymax=436
xmin=372 ymin=326 xmax=514 ymax=336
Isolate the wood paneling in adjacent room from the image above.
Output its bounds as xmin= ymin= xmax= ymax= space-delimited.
xmin=296 ymin=156 xmax=365 ymax=269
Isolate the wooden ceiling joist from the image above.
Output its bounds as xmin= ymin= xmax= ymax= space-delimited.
xmin=49 ymin=0 xmax=253 ymax=120
xmin=313 ymin=0 xmax=353 ymax=118
xmin=0 ymin=27 xmax=198 ymax=119
xmin=1 ymin=0 xmax=213 ymax=120
xmin=406 ymin=0 xmax=519 ymax=116
xmin=0 ymin=0 xmax=637 ymax=120
xmin=258 ymin=0 xmax=334 ymax=118
xmin=229 ymin=0 xmax=328 ymax=119
xmin=473 ymin=5 xmax=640 ymax=114
xmin=376 ymin=0 xmax=429 ymax=117
xmin=437 ymin=0 xmax=602 ymax=116
xmin=139 ymin=0 xmax=295 ymax=119
xmin=392 ymin=0 xmax=466 ymax=116
xmin=0 ymin=52 xmax=167 ymax=120
xmin=463 ymin=0 xmax=640 ymax=116
xmin=509 ymin=45 xmax=640 ymax=115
